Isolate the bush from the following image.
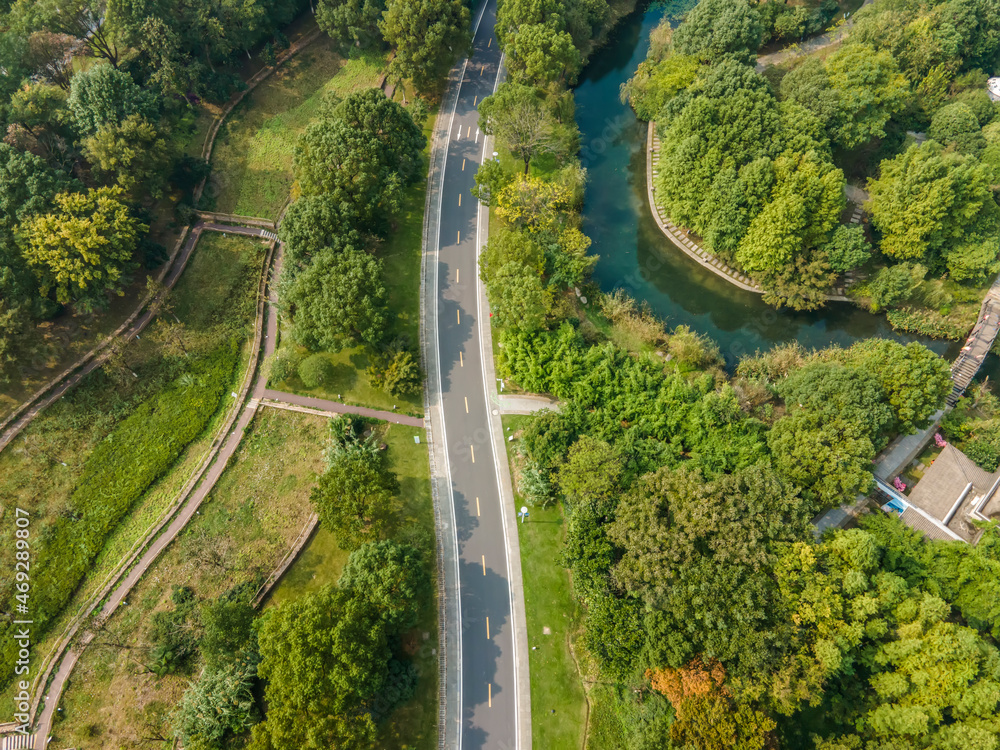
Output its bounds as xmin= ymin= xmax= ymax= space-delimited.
xmin=270 ymin=349 xmax=303 ymax=383
xmin=367 ymin=348 xmax=422 ymax=396
xmin=298 ymin=354 xmax=335 ymax=388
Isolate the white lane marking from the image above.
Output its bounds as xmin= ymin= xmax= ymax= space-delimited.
xmin=476 ymin=49 xmax=525 ymax=746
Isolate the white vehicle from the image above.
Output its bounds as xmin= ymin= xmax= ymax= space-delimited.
xmin=989 ymin=77 xmax=1000 ymax=102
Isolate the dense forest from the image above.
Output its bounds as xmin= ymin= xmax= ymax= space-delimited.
xmin=475 ymin=0 xmax=1000 ymax=747
xmin=624 ymin=0 xmax=1000 ymax=320
xmin=0 ymin=0 xmax=472 ymax=388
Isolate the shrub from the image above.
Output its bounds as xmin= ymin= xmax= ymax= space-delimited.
xmin=269 ymin=349 xmax=303 ymax=383
xmin=298 ymin=354 xmax=335 ymax=388
xmin=368 ymin=348 xmax=422 ymax=396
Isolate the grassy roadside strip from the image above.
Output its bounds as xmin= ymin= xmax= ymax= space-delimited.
xmin=502 ymin=414 xmax=589 ymax=750
xmin=0 ymin=233 xmax=266 ymax=714
xmin=265 ymin=421 xmax=438 ymax=750
xmin=268 ymin=107 xmax=439 ymax=416
xmin=204 ymin=39 xmax=386 ymax=220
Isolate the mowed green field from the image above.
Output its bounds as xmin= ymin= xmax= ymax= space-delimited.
xmin=502 ymin=415 xmax=590 ymax=750
xmin=206 ymin=39 xmax=386 ymax=219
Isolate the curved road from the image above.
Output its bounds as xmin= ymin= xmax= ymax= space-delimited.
xmin=424 ymin=1 xmax=532 ymax=748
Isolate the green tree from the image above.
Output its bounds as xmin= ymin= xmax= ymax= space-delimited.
xmin=82 ymin=115 xmax=174 ymax=199
xmin=253 ymin=585 xmax=383 ymax=749
xmin=332 ymin=89 xmax=426 ymax=183
xmin=768 ymin=409 xmax=876 ymax=508
xmin=339 ymin=540 xmax=429 ymax=632
xmin=278 ymin=195 xmax=363 ymax=272
xmin=930 ymin=101 xmax=987 ymax=156
xmin=736 ymin=151 xmax=844 ymax=275
xmin=780 ymin=57 xmax=841 ymax=131
xmin=478 ymin=83 xmax=557 ymax=175
xmin=506 ymin=22 xmax=581 ymax=85
xmin=18 ymin=186 xmax=146 ymax=308
xmin=866 ymin=263 xmax=922 ymax=311
xmin=298 ymin=353 xmax=335 ymax=388
xmin=840 ymin=339 xmax=951 ymax=433
xmin=779 ymin=361 xmax=895 ymax=442
xmin=608 ymin=465 xmax=810 ymax=676
xmin=824 ymin=44 xmax=910 ymax=149
xmin=316 ymin=0 xmax=384 ymax=48
xmin=310 ymin=448 xmax=399 ymax=549
xmin=672 ymin=0 xmax=763 ymax=64
xmin=484 ymin=262 xmax=547 ymax=332
xmin=824 ymin=224 xmax=873 ymax=273
xmin=380 ymin=0 xmax=471 ymax=94
xmin=471 ymin=158 xmax=514 ymax=206
xmin=556 ymin=435 xmax=623 ymax=511
xmin=367 ymin=346 xmax=422 ymax=396
xmin=293 ymin=90 xmax=425 ymax=227
xmin=285 ymin=246 xmax=388 ymax=352
xmin=867 ymin=142 xmax=996 ymax=265
xmin=66 ymin=62 xmax=160 ymax=134
xmin=200 ymin=598 xmax=256 ymax=668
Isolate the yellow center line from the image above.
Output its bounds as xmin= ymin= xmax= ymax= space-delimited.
xmin=482 ymin=555 xmax=486 ymax=575
xmin=488 ymin=683 xmax=492 ymax=707
xmin=474 ymin=95 xmax=478 ymax=106
xmin=460 ymin=350 xmax=464 ymax=367
xmin=463 ymin=158 xmax=466 ymax=170
xmin=486 ymin=616 xmax=490 ymax=639
xmin=457 ymin=230 xmax=461 ymax=244
xmin=488 ymin=38 xmax=492 ymax=48
xmin=456 ymin=268 xmax=460 ymax=283
xmin=457 ymin=308 xmax=461 ymax=325
xmin=471 ymin=445 xmax=476 ymax=463
xmin=467 ymin=125 xmax=471 ymax=138
xmin=476 ymin=496 xmax=480 ymax=516
xmin=459 ymin=193 xmax=462 ymax=207
xmin=465 ymin=396 xmax=469 ymax=413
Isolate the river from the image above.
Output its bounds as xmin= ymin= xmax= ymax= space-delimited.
xmin=574 ymin=1 xmax=997 ymax=377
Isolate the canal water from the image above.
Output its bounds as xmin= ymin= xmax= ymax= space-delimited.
xmin=574 ymin=1 xmax=991 ymax=373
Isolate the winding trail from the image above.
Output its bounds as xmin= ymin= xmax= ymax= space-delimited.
xmin=25 ymin=220 xmax=429 ymax=747
xmin=0 ymin=25 xmax=324 ymax=454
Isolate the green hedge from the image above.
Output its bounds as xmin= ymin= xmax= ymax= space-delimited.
xmin=0 ymin=341 xmax=240 ymax=688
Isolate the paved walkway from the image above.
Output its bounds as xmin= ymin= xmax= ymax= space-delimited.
xmin=29 ymin=232 xmax=277 ymax=747
xmin=754 ymin=0 xmax=876 ymax=71
xmin=948 ymin=275 xmax=1000 ymax=405
xmin=261 ymin=390 xmax=425 ymax=427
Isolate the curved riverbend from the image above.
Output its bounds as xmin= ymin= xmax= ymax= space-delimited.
xmin=575 ymin=2 xmax=998 ymax=376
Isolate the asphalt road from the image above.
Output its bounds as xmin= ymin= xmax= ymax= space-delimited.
xmin=433 ymin=2 xmax=521 ymax=747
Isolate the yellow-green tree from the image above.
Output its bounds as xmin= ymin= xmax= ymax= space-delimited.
xmin=18 ymin=186 xmax=146 ymax=308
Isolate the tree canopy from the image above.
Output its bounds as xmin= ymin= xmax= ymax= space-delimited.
xmin=18 ymin=185 xmax=145 ymax=308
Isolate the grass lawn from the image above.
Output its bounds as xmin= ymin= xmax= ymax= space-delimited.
xmin=503 ymin=414 xmax=589 ymax=750
xmin=205 ymin=38 xmax=386 ymax=219
xmin=50 ymin=408 xmax=329 ymax=748
xmin=271 ymin=345 xmax=424 ymax=416
xmin=265 ymin=420 xmax=439 ymax=750
xmin=0 ymin=232 xmax=265 ymax=713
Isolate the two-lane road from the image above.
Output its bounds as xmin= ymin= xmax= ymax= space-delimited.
xmin=429 ymin=2 xmax=530 ymax=747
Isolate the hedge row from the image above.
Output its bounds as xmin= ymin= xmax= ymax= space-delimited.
xmin=0 ymin=341 xmax=240 ymax=688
